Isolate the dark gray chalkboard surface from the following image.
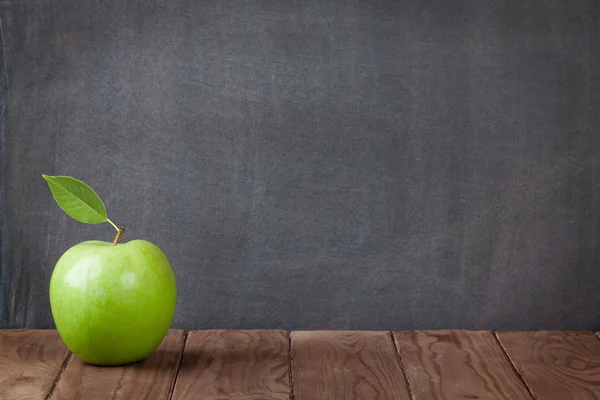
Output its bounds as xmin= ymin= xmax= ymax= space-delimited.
xmin=1 ymin=0 xmax=599 ymax=331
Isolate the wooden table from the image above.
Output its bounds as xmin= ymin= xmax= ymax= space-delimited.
xmin=2 ymin=330 xmax=600 ymax=399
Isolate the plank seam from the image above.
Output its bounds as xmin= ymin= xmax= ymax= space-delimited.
xmin=288 ymin=331 xmax=295 ymax=400
xmin=46 ymin=351 xmax=73 ymax=400
xmin=390 ymin=331 xmax=416 ymax=400
xmin=168 ymin=330 xmax=189 ymax=400
xmin=493 ymin=332 xmax=537 ymax=400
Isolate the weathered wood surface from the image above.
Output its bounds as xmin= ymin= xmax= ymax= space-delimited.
xmin=497 ymin=331 xmax=600 ymax=400
xmin=51 ymin=329 xmax=185 ymax=399
xmin=171 ymin=329 xmax=289 ymax=400
xmin=394 ymin=330 xmax=533 ymax=399
xmin=4 ymin=329 xmax=600 ymax=399
xmin=0 ymin=330 xmax=70 ymax=400
xmin=291 ymin=330 xmax=411 ymax=400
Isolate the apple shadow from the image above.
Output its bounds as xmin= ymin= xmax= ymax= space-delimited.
xmin=80 ymin=348 xmax=183 ymax=370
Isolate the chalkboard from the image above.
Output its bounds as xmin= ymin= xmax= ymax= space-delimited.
xmin=1 ymin=0 xmax=600 ymax=331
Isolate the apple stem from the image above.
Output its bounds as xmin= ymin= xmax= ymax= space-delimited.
xmin=107 ymin=218 xmax=120 ymax=232
xmin=113 ymin=226 xmax=125 ymax=245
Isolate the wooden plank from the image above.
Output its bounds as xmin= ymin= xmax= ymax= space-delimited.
xmin=172 ymin=330 xmax=289 ymax=400
xmin=497 ymin=331 xmax=600 ymax=400
xmin=393 ymin=330 xmax=532 ymax=399
xmin=50 ymin=329 xmax=185 ymax=399
xmin=291 ymin=331 xmax=411 ymax=400
xmin=0 ymin=329 xmax=71 ymax=400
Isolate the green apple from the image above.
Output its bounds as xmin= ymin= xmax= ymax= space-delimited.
xmin=42 ymin=175 xmax=178 ymax=365
xmin=49 ymin=239 xmax=177 ymax=365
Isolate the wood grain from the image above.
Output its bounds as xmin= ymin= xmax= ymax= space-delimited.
xmin=291 ymin=331 xmax=411 ymax=400
xmin=393 ymin=330 xmax=532 ymax=399
xmin=50 ymin=329 xmax=185 ymax=400
xmin=497 ymin=331 xmax=600 ymax=400
xmin=171 ymin=330 xmax=289 ymax=400
xmin=0 ymin=329 xmax=71 ymax=400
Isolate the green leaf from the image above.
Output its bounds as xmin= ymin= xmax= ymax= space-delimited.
xmin=42 ymin=175 xmax=108 ymax=224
